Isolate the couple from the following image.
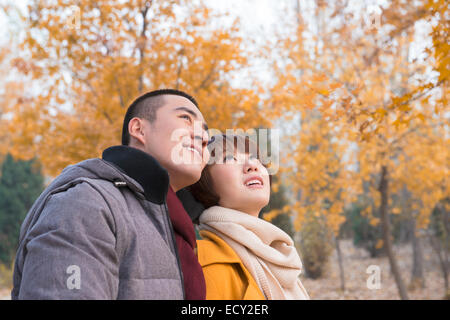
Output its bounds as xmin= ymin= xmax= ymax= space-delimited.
xmin=11 ymin=89 xmax=309 ymax=300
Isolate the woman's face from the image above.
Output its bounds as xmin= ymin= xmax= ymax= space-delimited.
xmin=208 ymin=150 xmax=270 ymax=217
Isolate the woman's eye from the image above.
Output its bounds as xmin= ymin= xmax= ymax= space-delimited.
xmin=224 ymin=154 xmax=235 ymax=162
xmin=249 ymin=154 xmax=258 ymax=160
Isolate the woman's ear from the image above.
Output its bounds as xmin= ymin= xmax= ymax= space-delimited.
xmin=128 ymin=117 xmax=146 ymax=146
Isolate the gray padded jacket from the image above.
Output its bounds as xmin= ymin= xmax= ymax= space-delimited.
xmin=12 ymin=146 xmax=185 ymax=299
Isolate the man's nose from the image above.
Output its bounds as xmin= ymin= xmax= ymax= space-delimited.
xmin=191 ymin=131 xmax=208 ymax=148
xmin=190 ymin=120 xmax=209 ymax=148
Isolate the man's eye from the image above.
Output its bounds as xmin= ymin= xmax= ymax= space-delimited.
xmin=180 ymin=114 xmax=191 ymax=122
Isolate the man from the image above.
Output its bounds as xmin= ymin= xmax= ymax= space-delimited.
xmin=12 ymin=89 xmax=210 ymax=299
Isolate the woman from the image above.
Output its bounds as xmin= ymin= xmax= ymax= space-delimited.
xmin=190 ymin=134 xmax=309 ymax=300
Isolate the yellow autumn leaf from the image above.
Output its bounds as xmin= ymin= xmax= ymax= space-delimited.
xmin=369 ymin=217 xmax=380 ymax=226
xmin=375 ymin=239 xmax=384 ymax=249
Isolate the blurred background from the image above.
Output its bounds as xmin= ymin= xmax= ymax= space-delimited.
xmin=0 ymin=0 xmax=448 ymax=300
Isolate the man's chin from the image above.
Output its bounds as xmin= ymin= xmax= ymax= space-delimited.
xmin=169 ymin=163 xmax=203 ymax=187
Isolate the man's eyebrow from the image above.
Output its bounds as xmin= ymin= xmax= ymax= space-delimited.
xmin=174 ymin=106 xmax=208 ymax=132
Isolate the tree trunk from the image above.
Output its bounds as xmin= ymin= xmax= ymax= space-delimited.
xmin=334 ymin=235 xmax=346 ymax=291
xmin=410 ymin=218 xmax=426 ymax=289
xmin=137 ymin=3 xmax=151 ymax=93
xmin=379 ymin=165 xmax=409 ymax=300
xmin=428 ymin=233 xmax=449 ymax=292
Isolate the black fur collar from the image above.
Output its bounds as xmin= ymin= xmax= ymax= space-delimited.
xmin=102 ymin=145 xmax=169 ymax=204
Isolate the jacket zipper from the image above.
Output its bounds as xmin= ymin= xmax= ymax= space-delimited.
xmin=162 ymin=201 xmax=186 ymax=300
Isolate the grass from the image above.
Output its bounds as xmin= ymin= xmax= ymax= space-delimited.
xmin=0 ymin=261 xmax=14 ymax=289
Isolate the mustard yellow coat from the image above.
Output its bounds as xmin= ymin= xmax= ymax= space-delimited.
xmin=197 ymin=230 xmax=266 ymax=300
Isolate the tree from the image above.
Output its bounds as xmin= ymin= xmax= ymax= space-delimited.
xmin=297 ymin=210 xmax=333 ymax=280
xmin=0 ymin=41 xmax=14 ymax=158
xmin=0 ymin=154 xmax=44 ymax=265
xmin=382 ymin=0 xmax=449 ymax=292
xmin=346 ymin=197 xmax=386 ymax=258
xmin=270 ymin=0 xmax=448 ymax=299
xmin=4 ymin=0 xmax=270 ymax=176
xmin=260 ymin=174 xmax=295 ymax=239
xmin=428 ymin=198 xmax=450 ymax=295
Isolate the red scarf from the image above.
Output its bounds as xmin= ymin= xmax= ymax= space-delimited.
xmin=166 ymin=186 xmax=206 ymax=300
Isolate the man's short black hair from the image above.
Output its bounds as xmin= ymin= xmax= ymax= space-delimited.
xmin=121 ymin=89 xmax=199 ymax=145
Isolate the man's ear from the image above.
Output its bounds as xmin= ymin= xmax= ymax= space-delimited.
xmin=128 ymin=117 xmax=147 ymax=146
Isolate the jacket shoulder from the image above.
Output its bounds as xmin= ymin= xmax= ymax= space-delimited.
xmin=197 ymin=230 xmax=241 ymax=267
xmin=197 ymin=230 xmax=266 ymax=300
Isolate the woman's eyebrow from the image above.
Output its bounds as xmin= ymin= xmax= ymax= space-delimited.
xmin=174 ymin=106 xmax=208 ymax=131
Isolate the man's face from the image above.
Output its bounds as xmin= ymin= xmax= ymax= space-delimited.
xmin=140 ymin=95 xmax=210 ymax=191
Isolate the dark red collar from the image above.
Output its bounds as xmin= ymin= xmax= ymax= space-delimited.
xmin=166 ymin=186 xmax=196 ymax=248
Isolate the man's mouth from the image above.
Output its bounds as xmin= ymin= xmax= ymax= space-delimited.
xmin=184 ymin=145 xmax=202 ymax=158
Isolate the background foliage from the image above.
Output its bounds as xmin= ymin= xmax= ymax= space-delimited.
xmin=0 ymin=0 xmax=448 ymax=299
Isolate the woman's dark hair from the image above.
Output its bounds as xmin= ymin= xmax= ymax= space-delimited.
xmin=189 ymin=133 xmax=271 ymax=211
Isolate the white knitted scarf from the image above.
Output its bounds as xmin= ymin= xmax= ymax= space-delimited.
xmin=199 ymin=205 xmax=310 ymax=300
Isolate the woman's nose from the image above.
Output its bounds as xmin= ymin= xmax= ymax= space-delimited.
xmin=244 ymin=158 xmax=258 ymax=173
